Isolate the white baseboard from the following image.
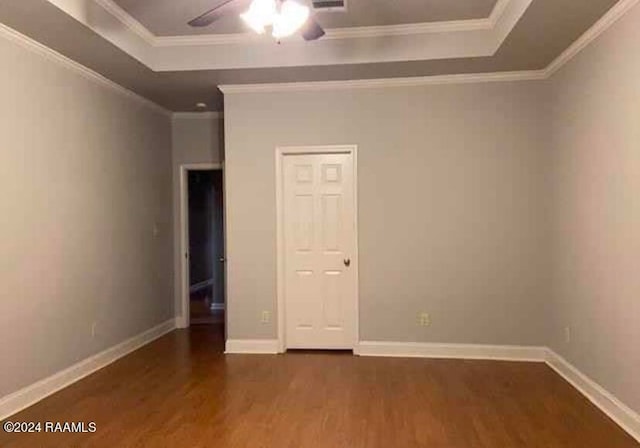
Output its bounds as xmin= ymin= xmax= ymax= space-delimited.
xmin=0 ymin=318 xmax=176 ymax=420
xmin=545 ymin=349 xmax=640 ymax=442
xmin=355 ymin=341 xmax=638 ymax=443
xmin=225 ymin=339 xmax=279 ymax=354
xmin=355 ymin=341 xmax=547 ymax=362
xmin=2 ymin=329 xmax=637 ymax=443
xmin=175 ymin=315 xmax=188 ymax=329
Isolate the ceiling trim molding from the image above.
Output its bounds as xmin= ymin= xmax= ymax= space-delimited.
xmin=154 ymin=0 xmax=512 ymax=46
xmin=154 ymin=33 xmax=262 ymax=47
xmin=172 ymin=112 xmax=224 ymax=120
xmin=152 ymin=0 xmax=532 ymax=71
xmin=44 ymin=0 xmax=531 ymax=70
xmin=323 ymin=19 xmax=490 ymax=39
xmin=45 ymin=0 xmax=151 ymax=65
xmin=87 ymin=0 xmax=513 ymax=47
xmin=487 ymin=0 xmax=512 ymax=26
xmin=544 ymin=0 xmax=640 ymax=77
xmin=12 ymin=0 xmax=637 ymax=111
xmin=218 ymin=70 xmax=547 ymax=94
xmin=0 ymin=22 xmax=170 ymax=117
xmin=154 ymin=19 xmax=490 ymax=47
xmin=93 ymin=0 xmax=156 ymax=45
xmin=219 ymin=0 xmax=640 ymax=95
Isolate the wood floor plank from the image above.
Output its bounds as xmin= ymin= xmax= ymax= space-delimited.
xmin=1 ymin=325 xmax=637 ymax=448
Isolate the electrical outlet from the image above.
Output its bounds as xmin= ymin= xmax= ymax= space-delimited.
xmin=91 ymin=321 xmax=98 ymax=338
xmin=564 ymin=326 xmax=571 ymax=344
xmin=418 ymin=312 xmax=431 ymax=327
xmin=261 ymin=311 xmax=270 ymax=324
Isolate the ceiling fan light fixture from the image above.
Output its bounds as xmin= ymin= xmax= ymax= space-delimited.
xmin=240 ymin=0 xmax=277 ymax=34
xmin=272 ymin=0 xmax=310 ymax=39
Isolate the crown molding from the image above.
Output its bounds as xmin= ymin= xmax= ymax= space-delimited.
xmin=322 ymin=18 xmax=491 ymax=40
xmin=93 ymin=0 xmax=156 ymax=45
xmin=14 ymin=0 xmax=637 ymax=111
xmin=154 ymin=33 xmax=263 ymax=47
xmin=172 ymin=112 xmax=224 ymax=120
xmin=321 ymin=0 xmax=510 ymax=41
xmin=154 ymin=19 xmax=493 ymax=47
xmin=218 ymin=70 xmax=547 ymax=94
xmin=488 ymin=0 xmax=512 ymax=26
xmin=97 ymin=0 xmax=512 ymax=47
xmin=45 ymin=0 xmax=530 ymax=71
xmin=45 ymin=0 xmax=151 ymax=66
xmin=544 ymin=0 xmax=640 ymax=77
xmin=219 ymin=0 xmax=640 ymax=94
xmin=0 ymin=22 xmax=170 ymax=117
xmin=155 ymin=0 xmax=511 ymax=47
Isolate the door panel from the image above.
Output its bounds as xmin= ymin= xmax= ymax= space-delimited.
xmin=294 ymin=194 xmax=314 ymax=251
xmin=283 ymin=152 xmax=356 ymax=349
xmin=321 ymin=195 xmax=341 ymax=251
xmin=322 ymin=270 xmax=343 ymax=329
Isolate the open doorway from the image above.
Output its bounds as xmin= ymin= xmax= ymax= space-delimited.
xmin=180 ymin=165 xmax=225 ymax=331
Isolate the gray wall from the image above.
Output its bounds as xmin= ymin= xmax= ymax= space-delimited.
xmin=224 ymin=82 xmax=552 ymax=344
xmin=171 ymin=115 xmax=224 ymax=321
xmin=0 ymin=33 xmax=173 ymax=397
xmin=548 ymin=4 xmax=640 ymax=413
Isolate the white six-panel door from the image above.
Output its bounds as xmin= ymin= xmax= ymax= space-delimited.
xmin=281 ymin=149 xmax=357 ymax=349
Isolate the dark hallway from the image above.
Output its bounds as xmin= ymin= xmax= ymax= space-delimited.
xmin=188 ymin=170 xmax=224 ymax=326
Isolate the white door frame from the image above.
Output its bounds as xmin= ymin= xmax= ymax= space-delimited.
xmin=275 ymin=145 xmax=359 ymax=353
xmin=179 ymin=163 xmax=225 ymax=329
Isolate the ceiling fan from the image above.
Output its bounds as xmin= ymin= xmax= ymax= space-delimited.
xmin=188 ymin=0 xmax=326 ymax=41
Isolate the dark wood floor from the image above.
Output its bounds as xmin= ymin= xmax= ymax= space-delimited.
xmin=1 ymin=325 xmax=637 ymax=448
xmin=190 ymin=287 xmax=224 ymax=325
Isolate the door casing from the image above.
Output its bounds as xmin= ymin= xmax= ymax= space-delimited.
xmin=275 ymin=145 xmax=359 ymax=353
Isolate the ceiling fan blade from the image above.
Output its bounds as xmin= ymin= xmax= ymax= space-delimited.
xmin=301 ymin=17 xmax=325 ymax=41
xmin=188 ymin=0 xmax=251 ymax=27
